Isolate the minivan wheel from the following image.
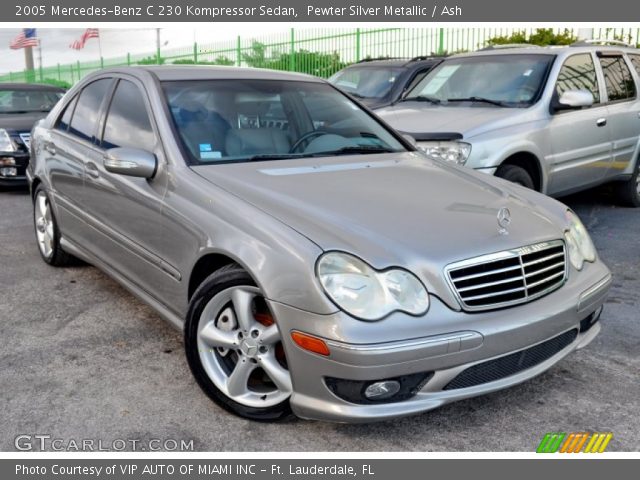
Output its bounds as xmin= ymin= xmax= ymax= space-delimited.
xmin=615 ymin=160 xmax=640 ymax=207
xmin=184 ymin=264 xmax=293 ymax=421
xmin=495 ymin=164 xmax=535 ymax=190
xmin=33 ymin=186 xmax=73 ymax=266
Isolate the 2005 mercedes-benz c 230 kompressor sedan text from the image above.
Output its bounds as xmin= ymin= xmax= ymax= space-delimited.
xmin=28 ymin=66 xmax=612 ymax=422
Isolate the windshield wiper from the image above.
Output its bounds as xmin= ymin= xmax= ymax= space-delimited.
xmin=316 ymin=145 xmax=396 ymax=156
xmin=246 ymin=153 xmax=310 ymax=161
xmin=398 ymin=95 xmax=441 ymax=105
xmin=0 ymin=109 xmax=50 ymax=114
xmin=446 ymin=96 xmax=507 ymax=107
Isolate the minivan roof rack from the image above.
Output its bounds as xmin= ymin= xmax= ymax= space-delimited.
xmin=479 ymin=43 xmax=541 ymax=51
xmin=408 ymin=55 xmax=445 ymax=62
xmin=356 ymin=57 xmax=405 ymax=63
xmin=571 ymin=39 xmax=634 ymax=48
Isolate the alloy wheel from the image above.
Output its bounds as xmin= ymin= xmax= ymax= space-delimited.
xmin=34 ymin=191 xmax=55 ymax=260
xmin=196 ymin=286 xmax=292 ymax=408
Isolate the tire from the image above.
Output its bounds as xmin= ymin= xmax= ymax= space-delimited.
xmin=615 ymin=160 xmax=640 ymax=207
xmin=33 ymin=185 xmax=74 ymax=266
xmin=495 ymin=164 xmax=535 ymax=190
xmin=184 ymin=264 xmax=293 ymax=421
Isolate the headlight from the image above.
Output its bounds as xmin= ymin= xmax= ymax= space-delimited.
xmin=564 ymin=210 xmax=596 ymax=271
xmin=0 ymin=129 xmax=15 ymax=152
xmin=316 ymin=252 xmax=429 ymax=321
xmin=417 ymin=141 xmax=471 ymax=165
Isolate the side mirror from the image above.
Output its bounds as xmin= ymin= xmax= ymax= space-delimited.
xmin=103 ymin=147 xmax=157 ymax=179
xmin=554 ymin=89 xmax=594 ymax=111
xmin=402 ymin=133 xmax=417 ymax=146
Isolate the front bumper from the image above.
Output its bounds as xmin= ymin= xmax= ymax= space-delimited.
xmin=0 ymin=151 xmax=29 ymax=186
xmin=269 ymin=260 xmax=611 ymax=423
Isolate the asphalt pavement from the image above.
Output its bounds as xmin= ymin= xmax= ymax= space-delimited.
xmin=1 ymin=183 xmax=638 ymax=451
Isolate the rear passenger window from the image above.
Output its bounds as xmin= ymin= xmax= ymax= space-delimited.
xmin=69 ymin=79 xmax=112 ymax=142
xmin=56 ymin=95 xmax=78 ymax=132
xmin=101 ymin=80 xmax=156 ymax=152
xmin=629 ymin=54 xmax=640 ymax=77
xmin=599 ymin=56 xmax=637 ymax=102
xmin=555 ymin=54 xmax=600 ymax=104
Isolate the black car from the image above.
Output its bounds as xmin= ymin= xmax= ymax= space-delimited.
xmin=0 ymin=83 xmax=65 ymax=186
xmin=328 ymin=56 xmax=445 ymax=109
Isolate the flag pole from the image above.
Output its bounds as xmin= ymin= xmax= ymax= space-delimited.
xmin=37 ymin=41 xmax=43 ymax=82
xmin=97 ymin=29 xmax=103 ymax=66
xmin=24 ymin=46 xmax=35 ymax=82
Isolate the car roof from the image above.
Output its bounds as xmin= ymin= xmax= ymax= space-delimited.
xmin=0 ymin=82 xmax=66 ymax=91
xmin=347 ymin=57 xmax=445 ymax=68
xmin=450 ymin=45 xmax=639 ymax=60
xmin=94 ymin=65 xmax=325 ymax=83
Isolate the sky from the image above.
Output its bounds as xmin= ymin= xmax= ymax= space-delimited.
xmin=0 ymin=26 xmax=291 ymax=74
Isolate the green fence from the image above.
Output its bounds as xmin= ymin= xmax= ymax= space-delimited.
xmin=2 ymin=27 xmax=640 ymax=87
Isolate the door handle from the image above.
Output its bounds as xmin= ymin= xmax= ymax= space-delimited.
xmin=596 ymin=118 xmax=607 ymax=127
xmin=44 ymin=143 xmax=56 ymax=155
xmin=85 ymin=162 xmax=100 ymax=179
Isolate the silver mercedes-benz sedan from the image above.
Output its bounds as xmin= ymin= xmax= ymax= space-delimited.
xmin=28 ymin=66 xmax=611 ymax=423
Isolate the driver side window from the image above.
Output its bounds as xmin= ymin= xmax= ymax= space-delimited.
xmin=555 ymin=54 xmax=601 ymax=105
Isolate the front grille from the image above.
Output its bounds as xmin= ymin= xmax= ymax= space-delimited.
xmin=443 ymin=329 xmax=578 ymax=390
xmin=446 ymin=240 xmax=567 ymax=311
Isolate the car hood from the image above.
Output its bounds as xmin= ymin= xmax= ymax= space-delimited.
xmin=376 ymin=104 xmax=528 ymax=138
xmin=0 ymin=112 xmax=48 ymax=132
xmin=193 ymin=152 xmax=567 ymax=308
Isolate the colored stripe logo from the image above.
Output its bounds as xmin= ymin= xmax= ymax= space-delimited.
xmin=537 ymin=432 xmax=613 ymax=453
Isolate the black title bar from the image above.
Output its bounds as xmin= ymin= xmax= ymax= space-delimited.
xmin=9 ymin=0 xmax=640 ymax=22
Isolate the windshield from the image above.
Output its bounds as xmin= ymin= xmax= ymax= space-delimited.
xmin=405 ymin=54 xmax=554 ymax=107
xmin=0 ymin=89 xmax=63 ymax=113
xmin=163 ymin=79 xmax=407 ymax=165
xmin=329 ymin=66 xmax=403 ymax=99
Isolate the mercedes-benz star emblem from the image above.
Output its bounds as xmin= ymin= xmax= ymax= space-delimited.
xmin=497 ymin=207 xmax=511 ymax=235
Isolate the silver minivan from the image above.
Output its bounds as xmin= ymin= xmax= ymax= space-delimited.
xmin=377 ymin=43 xmax=640 ymax=206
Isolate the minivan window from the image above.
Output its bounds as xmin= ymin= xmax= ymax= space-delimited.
xmin=599 ymin=56 xmax=636 ymax=102
xmin=555 ymin=54 xmax=600 ymax=104
xmin=56 ymin=95 xmax=78 ymax=132
xmin=102 ymin=80 xmax=156 ymax=152
xmin=405 ymin=54 xmax=555 ymax=107
xmin=629 ymin=54 xmax=640 ymax=77
xmin=68 ymin=79 xmax=112 ymax=142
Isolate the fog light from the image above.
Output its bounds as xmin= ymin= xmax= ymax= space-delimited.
xmin=0 ymin=167 xmax=17 ymax=177
xmin=0 ymin=158 xmax=16 ymax=166
xmin=580 ymin=306 xmax=603 ymax=333
xmin=325 ymin=372 xmax=433 ymax=404
xmin=364 ymin=380 xmax=401 ymax=400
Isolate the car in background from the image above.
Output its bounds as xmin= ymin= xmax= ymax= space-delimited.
xmin=29 ymin=66 xmax=610 ymax=423
xmin=376 ymin=42 xmax=640 ymax=206
xmin=0 ymin=83 xmax=65 ymax=187
xmin=329 ymin=56 xmax=445 ymax=109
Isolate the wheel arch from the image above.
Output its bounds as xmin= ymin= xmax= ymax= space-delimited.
xmin=188 ymin=252 xmax=244 ymax=302
xmin=499 ymin=151 xmax=544 ymax=192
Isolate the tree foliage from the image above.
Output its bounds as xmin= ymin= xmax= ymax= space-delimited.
xmin=487 ymin=28 xmax=578 ymax=46
xmin=241 ymin=41 xmax=346 ymax=78
xmin=172 ymin=56 xmax=235 ymax=66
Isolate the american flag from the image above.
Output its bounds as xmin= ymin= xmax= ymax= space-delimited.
xmin=69 ymin=28 xmax=99 ymax=50
xmin=9 ymin=29 xmax=39 ymax=50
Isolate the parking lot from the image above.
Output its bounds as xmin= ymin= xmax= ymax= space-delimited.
xmin=0 ymin=184 xmax=638 ymax=452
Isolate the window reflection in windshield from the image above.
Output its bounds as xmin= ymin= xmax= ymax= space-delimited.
xmin=405 ymin=54 xmax=554 ymax=107
xmin=0 ymin=89 xmax=63 ymax=113
xmin=329 ymin=67 xmax=403 ymax=99
xmin=163 ymin=79 xmax=407 ymax=165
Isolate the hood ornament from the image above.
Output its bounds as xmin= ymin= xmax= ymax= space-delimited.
xmin=497 ymin=207 xmax=511 ymax=235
